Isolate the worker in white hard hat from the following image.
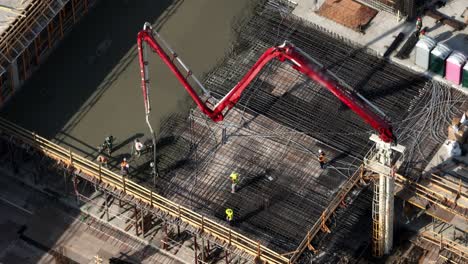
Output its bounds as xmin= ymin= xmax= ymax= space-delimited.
xmin=318 ymin=149 xmax=327 ymax=169
xmin=134 ymin=139 xmax=144 ymax=157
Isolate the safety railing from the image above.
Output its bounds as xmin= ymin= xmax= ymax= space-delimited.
xmin=0 ymin=116 xmax=289 ymax=264
xmin=420 ymin=231 xmax=467 ymax=262
xmin=394 ymin=174 xmax=468 ymax=223
xmin=289 ymin=165 xmax=364 ymax=263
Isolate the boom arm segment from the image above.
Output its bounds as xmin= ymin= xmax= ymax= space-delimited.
xmin=137 ymin=25 xmax=395 ymax=143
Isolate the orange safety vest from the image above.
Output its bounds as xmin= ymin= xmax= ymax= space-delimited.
xmin=121 ymin=161 xmax=128 ymax=168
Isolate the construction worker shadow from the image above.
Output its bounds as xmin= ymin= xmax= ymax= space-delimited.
xmin=234 ymin=193 xmax=284 ymax=226
xmin=155 ymin=135 xmax=177 ymax=149
xmin=233 ymin=206 xmax=265 ymax=226
xmin=112 ymin=133 xmax=145 ymax=154
xmin=54 ymin=132 xmax=101 ymax=159
xmin=444 ymin=33 xmax=468 ymax=54
xmin=352 ymin=73 xmax=425 ymax=109
xmin=327 ymin=151 xmax=352 ymax=166
xmin=434 ymin=31 xmax=453 ymax=42
xmin=236 ymin=169 xmax=275 ymax=193
xmin=426 ymin=22 xmax=444 ymax=34
xmin=110 ymin=251 xmax=140 ymax=264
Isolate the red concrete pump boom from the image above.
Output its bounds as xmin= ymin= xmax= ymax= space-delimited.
xmin=137 ymin=23 xmax=395 ymax=143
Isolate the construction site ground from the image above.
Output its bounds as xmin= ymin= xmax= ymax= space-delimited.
xmin=317 ymin=0 xmax=377 ymax=31
xmin=0 ymin=170 xmax=184 ymax=264
xmin=294 ymin=0 xmax=468 ymax=93
xmin=1 ymin=0 xmax=468 ymax=263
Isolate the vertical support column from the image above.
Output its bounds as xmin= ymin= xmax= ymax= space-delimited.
xmin=194 ymin=235 xmax=198 ymax=264
xmin=162 ymin=223 xmax=168 ymax=250
xmin=368 ymin=134 xmax=405 ymax=257
xmin=10 ymin=59 xmax=20 ymax=91
xmin=140 ymin=209 xmax=145 ymax=237
xmin=0 ymin=75 xmax=3 ymax=105
xmin=134 ymin=206 xmax=139 ymax=236
xmin=47 ymin=24 xmax=52 ymax=49
xmin=73 ymin=176 xmax=80 ymax=205
xmin=59 ymin=10 xmax=64 ymax=39
xmin=34 ymin=38 xmax=40 ymax=65
xmin=105 ymin=191 xmax=109 ymax=222
xmin=71 ymin=0 xmax=76 ymax=23
xmin=21 ymin=52 xmax=27 ymax=80
xmin=201 ymin=236 xmax=206 ymax=262
xmin=378 ymin=161 xmax=387 ymax=255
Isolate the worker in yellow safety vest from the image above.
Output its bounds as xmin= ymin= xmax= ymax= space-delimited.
xmin=230 ymin=172 xmax=239 ymax=193
xmin=225 ymin=208 xmax=233 ymax=222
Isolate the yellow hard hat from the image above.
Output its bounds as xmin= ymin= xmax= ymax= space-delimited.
xmin=226 ymin=208 xmax=233 ymax=214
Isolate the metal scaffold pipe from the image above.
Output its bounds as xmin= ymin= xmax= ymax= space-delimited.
xmin=139 ymin=23 xmax=158 ymax=184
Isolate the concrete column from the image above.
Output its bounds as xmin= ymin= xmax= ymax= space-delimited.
xmin=378 ymin=150 xmax=387 ymax=253
xmin=384 ymin=174 xmax=394 ymax=254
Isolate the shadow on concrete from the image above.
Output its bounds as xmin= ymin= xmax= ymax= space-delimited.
xmin=443 ymin=33 xmax=468 ymax=54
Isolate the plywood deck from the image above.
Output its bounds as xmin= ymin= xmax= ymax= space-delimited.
xmin=317 ymin=0 xmax=378 ymax=31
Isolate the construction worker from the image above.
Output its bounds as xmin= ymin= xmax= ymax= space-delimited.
xmin=229 ymin=172 xmax=239 ymax=193
xmin=134 ymin=139 xmax=144 ymax=157
xmin=225 ymin=208 xmax=233 ymax=223
xmin=416 ymin=17 xmax=423 ymax=35
xmin=318 ymin=149 xmax=327 ymax=169
xmin=120 ymin=158 xmax=129 ymax=175
xmin=96 ymin=154 xmax=109 ymax=168
xmin=419 ymin=28 xmax=426 ymax=37
xmin=100 ymin=135 xmax=114 ymax=155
